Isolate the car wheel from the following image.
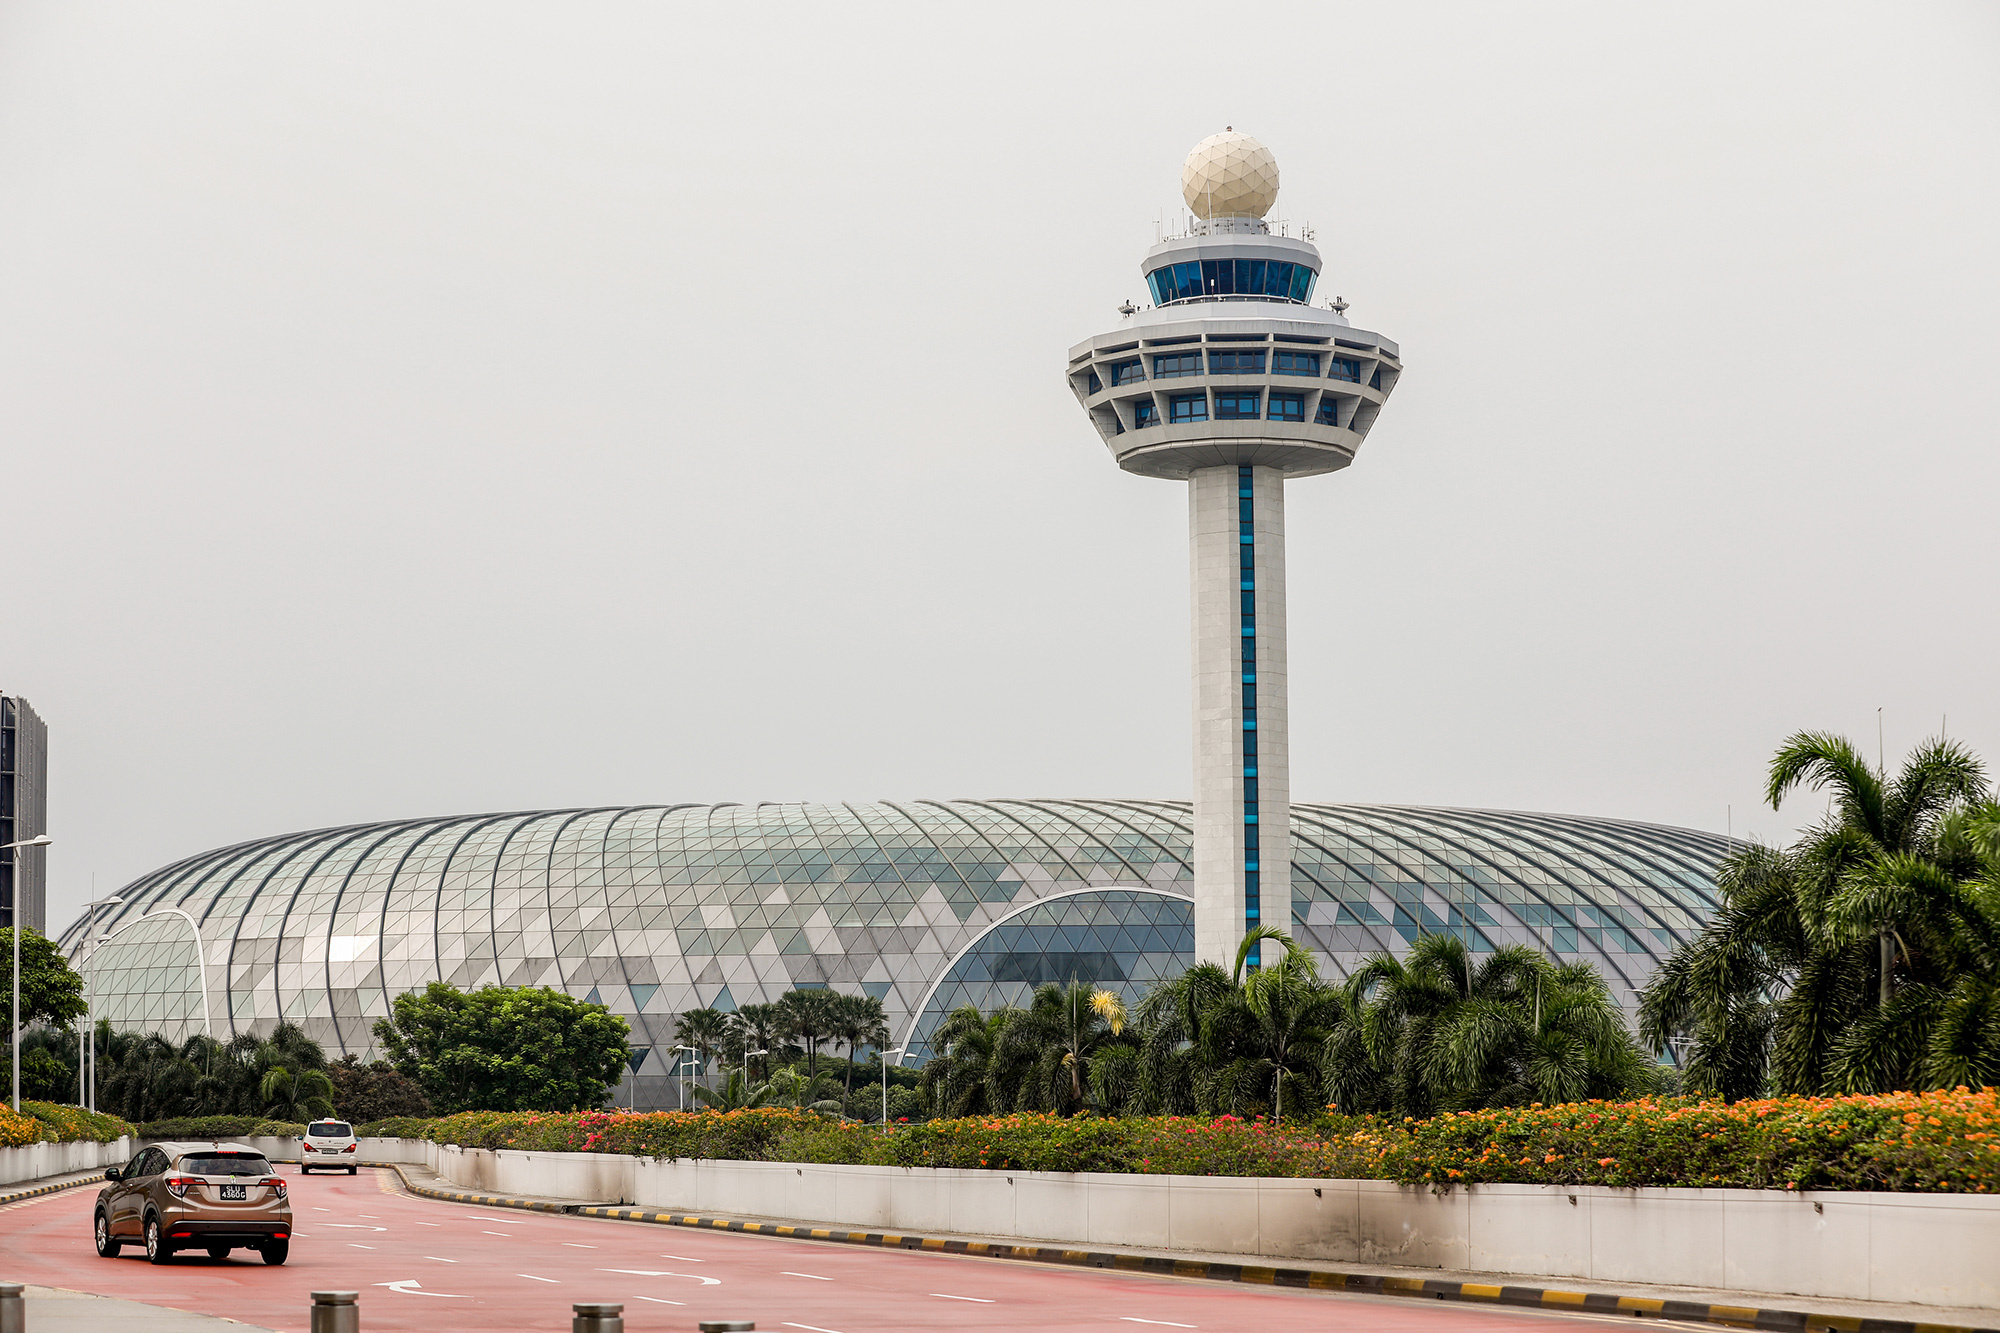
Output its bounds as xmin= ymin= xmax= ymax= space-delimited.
xmin=206 ymin=1245 xmax=231 ymax=1260
xmin=144 ymin=1216 xmax=173 ymax=1265
xmin=348 ymin=1165 xmax=358 ymax=1175
xmin=260 ymin=1239 xmax=289 ymax=1266
xmin=94 ymin=1211 xmax=122 ymax=1258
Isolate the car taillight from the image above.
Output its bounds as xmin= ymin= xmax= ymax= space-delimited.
xmin=165 ymin=1175 xmax=197 ymax=1198
xmin=303 ymin=1142 xmax=316 ymax=1152
xmin=343 ymin=1143 xmax=357 ymax=1153
xmin=268 ymin=1178 xmax=287 ymax=1197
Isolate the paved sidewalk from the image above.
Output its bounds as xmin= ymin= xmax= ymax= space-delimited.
xmin=378 ymin=1160 xmax=2000 ymax=1333
xmin=10 ymin=1284 xmax=273 ymax=1331
xmin=0 ymin=1168 xmax=112 ymax=1208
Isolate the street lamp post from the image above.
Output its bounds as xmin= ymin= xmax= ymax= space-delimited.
xmin=880 ymin=1047 xmax=905 ymax=1131
xmin=672 ymin=1045 xmax=698 ymax=1110
xmin=3 ymin=834 xmax=53 ymax=1114
xmin=79 ymin=897 xmax=123 ymax=1113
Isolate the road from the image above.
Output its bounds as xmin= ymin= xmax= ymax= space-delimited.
xmin=3 ymin=1166 xmax=1672 ymax=1333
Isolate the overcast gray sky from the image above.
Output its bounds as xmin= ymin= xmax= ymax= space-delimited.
xmin=4 ymin=3 xmax=1996 ymax=935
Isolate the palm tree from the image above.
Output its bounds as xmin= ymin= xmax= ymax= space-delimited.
xmin=828 ymin=993 xmax=889 ymax=1101
xmin=99 ymin=1033 xmax=201 ymax=1122
xmin=1135 ymin=927 xmax=1346 ymax=1118
xmin=1641 ymin=732 xmax=1997 ymax=1096
xmin=693 ymin=1068 xmax=772 ymax=1111
xmin=921 ymin=1004 xmax=1017 ymax=1118
xmin=777 ymin=989 xmax=841 ymax=1080
xmin=258 ymin=1065 xmax=336 ymax=1122
xmin=764 ymin=1065 xmax=844 ymax=1114
xmin=1340 ymin=934 xmax=1660 ymax=1116
xmin=673 ymin=1007 xmax=730 ymax=1096
xmin=725 ymin=1003 xmax=786 ymax=1082
xmin=995 ymin=980 xmax=1138 ymax=1114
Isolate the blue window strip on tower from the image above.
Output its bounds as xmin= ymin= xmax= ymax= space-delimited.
xmin=1238 ymin=464 xmax=1259 ymax=959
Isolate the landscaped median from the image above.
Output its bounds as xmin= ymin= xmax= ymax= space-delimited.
xmin=358 ymin=1087 xmax=2000 ymax=1192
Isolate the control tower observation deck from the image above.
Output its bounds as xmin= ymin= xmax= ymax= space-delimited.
xmin=1065 ymin=130 xmax=1402 ymax=969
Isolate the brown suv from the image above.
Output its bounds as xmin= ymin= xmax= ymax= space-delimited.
xmin=95 ymin=1142 xmax=292 ymax=1265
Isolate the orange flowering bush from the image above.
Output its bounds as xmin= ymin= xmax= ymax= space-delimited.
xmin=361 ymin=1089 xmax=2000 ymax=1193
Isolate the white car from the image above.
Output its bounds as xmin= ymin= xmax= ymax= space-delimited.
xmin=299 ymin=1120 xmax=358 ymax=1174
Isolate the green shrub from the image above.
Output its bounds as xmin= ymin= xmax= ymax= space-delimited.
xmin=21 ymin=1101 xmax=133 ymax=1144
xmin=347 ymin=1089 xmax=2000 ymax=1192
xmin=136 ymin=1116 xmax=265 ymax=1140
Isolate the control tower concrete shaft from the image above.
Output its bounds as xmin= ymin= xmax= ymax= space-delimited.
xmin=1066 ymin=130 xmax=1402 ymax=968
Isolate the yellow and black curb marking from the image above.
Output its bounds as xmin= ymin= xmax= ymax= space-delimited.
xmin=382 ymin=1167 xmax=1996 ymax=1333
xmin=0 ymin=1173 xmax=105 ymax=1209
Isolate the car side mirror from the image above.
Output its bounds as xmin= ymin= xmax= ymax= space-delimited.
xmin=104 ymin=1168 xmax=121 ymax=1182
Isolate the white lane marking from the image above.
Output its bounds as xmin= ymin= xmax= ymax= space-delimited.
xmin=785 ymin=1324 xmax=845 ymax=1333
xmin=327 ymin=1223 xmax=387 ymax=1231
xmin=467 ymin=1216 xmax=517 ymax=1223
xmin=518 ymin=1274 xmax=560 ymax=1283
xmin=659 ymin=1254 xmax=705 ymax=1262
xmin=425 ymin=1256 xmax=456 ymax=1263
xmin=312 ymin=1207 xmax=332 ymax=1212
xmin=414 ymin=1221 xmax=440 ymax=1227
xmin=599 ymin=1269 xmax=721 ymax=1286
xmin=561 ymin=1242 xmax=596 ymax=1248
xmin=359 ymin=1214 xmax=379 ymax=1218
xmin=1121 ymin=1320 xmax=1196 ymax=1328
xmin=481 ymin=1230 xmax=512 ymax=1236
xmin=782 ymin=1272 xmax=832 ymax=1280
xmin=931 ymin=1294 xmax=996 ymax=1303
xmin=349 ymin=1244 xmax=375 ymax=1250
xmin=372 ymin=1279 xmax=471 ymax=1298
xmin=635 ymin=1296 xmax=685 ymax=1307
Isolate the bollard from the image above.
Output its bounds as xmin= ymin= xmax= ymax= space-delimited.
xmin=310 ymin=1290 xmax=360 ymax=1333
xmin=0 ymin=1283 xmax=23 ymax=1333
xmin=698 ymin=1324 xmax=754 ymax=1332
xmin=572 ymin=1302 xmax=624 ymax=1333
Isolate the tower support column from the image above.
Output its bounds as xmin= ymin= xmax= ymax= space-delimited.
xmin=1189 ymin=463 xmax=1290 ymax=969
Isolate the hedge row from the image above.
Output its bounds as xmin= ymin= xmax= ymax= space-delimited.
xmin=0 ymin=1101 xmax=135 ymax=1147
xmin=134 ymin=1116 xmax=309 ymax=1141
xmin=359 ymin=1088 xmax=1999 ymax=1192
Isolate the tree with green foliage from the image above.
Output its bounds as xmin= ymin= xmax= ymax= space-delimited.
xmin=0 ymin=928 xmax=86 ymax=1035
xmin=372 ymin=982 xmax=630 ymax=1113
xmin=1641 ymin=732 xmax=2000 ymax=1097
xmin=327 ymin=1055 xmax=432 ymax=1122
xmin=829 ymin=992 xmax=890 ymax=1100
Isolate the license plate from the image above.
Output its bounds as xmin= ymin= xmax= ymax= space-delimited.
xmin=220 ymin=1184 xmax=246 ymax=1200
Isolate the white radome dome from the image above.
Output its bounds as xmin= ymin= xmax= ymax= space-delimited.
xmin=1181 ymin=130 xmax=1279 ymax=219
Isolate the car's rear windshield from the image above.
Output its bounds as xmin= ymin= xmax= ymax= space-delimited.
xmin=180 ymin=1154 xmax=273 ymax=1176
xmin=308 ymin=1121 xmax=352 ymax=1136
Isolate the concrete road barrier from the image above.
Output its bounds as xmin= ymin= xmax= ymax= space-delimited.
xmin=356 ymin=1135 xmax=2000 ymax=1311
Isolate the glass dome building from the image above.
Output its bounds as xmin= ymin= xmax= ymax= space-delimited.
xmin=60 ymin=800 xmax=1727 ymax=1108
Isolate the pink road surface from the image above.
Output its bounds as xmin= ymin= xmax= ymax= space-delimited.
xmin=4 ymin=1165 xmax=1632 ymax=1333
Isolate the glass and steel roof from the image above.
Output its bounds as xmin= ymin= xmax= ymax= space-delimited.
xmin=58 ymin=800 xmax=1728 ymax=1094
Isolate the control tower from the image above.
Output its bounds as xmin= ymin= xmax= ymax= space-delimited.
xmin=1066 ymin=130 xmax=1402 ymax=969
